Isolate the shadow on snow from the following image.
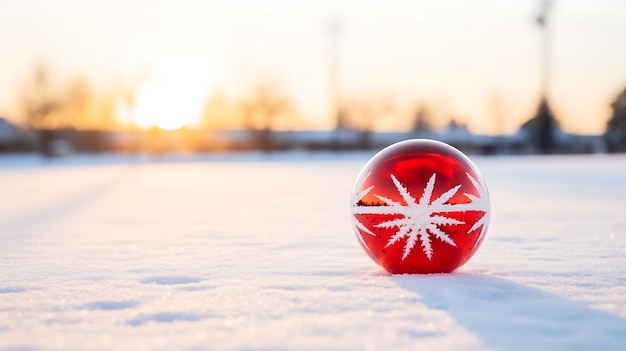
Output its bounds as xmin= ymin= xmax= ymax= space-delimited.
xmin=127 ymin=312 xmax=205 ymax=326
xmin=391 ymin=273 xmax=626 ymax=350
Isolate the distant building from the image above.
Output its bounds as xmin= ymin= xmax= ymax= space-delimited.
xmin=0 ymin=118 xmax=21 ymax=152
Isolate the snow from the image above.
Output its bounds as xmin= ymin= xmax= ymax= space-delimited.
xmin=1 ymin=152 xmax=626 ymax=350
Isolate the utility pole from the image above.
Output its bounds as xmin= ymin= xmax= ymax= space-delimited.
xmin=329 ymin=14 xmax=343 ymax=145
xmin=536 ymin=0 xmax=552 ymax=101
xmin=534 ymin=0 xmax=556 ymax=154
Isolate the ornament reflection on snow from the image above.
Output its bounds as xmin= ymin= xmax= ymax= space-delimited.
xmin=351 ymin=139 xmax=490 ymax=274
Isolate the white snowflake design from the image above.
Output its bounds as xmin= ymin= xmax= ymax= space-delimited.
xmin=351 ymin=172 xmax=489 ymax=260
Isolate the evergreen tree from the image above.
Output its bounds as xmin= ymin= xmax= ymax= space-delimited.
xmin=605 ymin=87 xmax=626 ymax=152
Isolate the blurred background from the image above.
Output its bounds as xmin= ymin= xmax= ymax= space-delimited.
xmin=0 ymin=0 xmax=625 ymax=156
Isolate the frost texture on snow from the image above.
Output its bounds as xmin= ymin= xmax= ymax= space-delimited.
xmin=1 ymin=153 xmax=626 ymax=350
xmin=352 ymin=172 xmax=489 ymax=260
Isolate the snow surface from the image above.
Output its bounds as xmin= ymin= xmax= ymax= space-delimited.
xmin=1 ymin=152 xmax=626 ymax=350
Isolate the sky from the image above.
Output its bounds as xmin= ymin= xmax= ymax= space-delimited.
xmin=0 ymin=0 xmax=625 ymax=134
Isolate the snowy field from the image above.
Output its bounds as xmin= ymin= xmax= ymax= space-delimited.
xmin=1 ymin=152 xmax=625 ymax=350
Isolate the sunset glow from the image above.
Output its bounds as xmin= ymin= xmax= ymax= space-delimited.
xmin=131 ymin=56 xmax=217 ymax=130
xmin=0 ymin=1 xmax=625 ymax=134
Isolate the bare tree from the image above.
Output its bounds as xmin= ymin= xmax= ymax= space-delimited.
xmin=19 ymin=63 xmax=118 ymax=155
xmin=411 ymin=102 xmax=435 ymax=136
xmin=202 ymin=91 xmax=243 ymax=131
xmin=241 ymin=81 xmax=293 ymax=151
xmin=488 ymin=93 xmax=508 ymax=135
xmin=20 ymin=64 xmax=65 ymax=129
xmin=19 ymin=64 xmax=66 ymax=156
xmin=64 ymin=78 xmax=95 ymax=128
xmin=341 ymin=96 xmax=394 ymax=149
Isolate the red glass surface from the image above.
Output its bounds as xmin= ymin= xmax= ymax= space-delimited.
xmin=351 ymin=139 xmax=490 ymax=274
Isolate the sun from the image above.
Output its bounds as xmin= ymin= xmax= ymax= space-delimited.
xmin=131 ymin=55 xmax=218 ymax=130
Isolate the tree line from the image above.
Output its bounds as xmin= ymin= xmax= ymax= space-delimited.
xmin=10 ymin=63 xmax=626 ymax=154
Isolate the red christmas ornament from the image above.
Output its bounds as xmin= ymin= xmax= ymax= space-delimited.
xmin=351 ymin=139 xmax=490 ymax=274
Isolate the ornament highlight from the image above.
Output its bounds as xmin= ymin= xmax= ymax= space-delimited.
xmin=351 ymin=139 xmax=490 ymax=274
